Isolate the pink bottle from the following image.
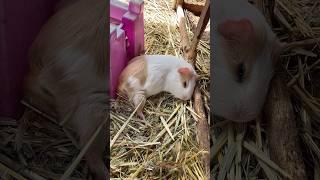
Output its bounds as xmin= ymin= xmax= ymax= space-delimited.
xmin=110 ymin=0 xmax=145 ymax=98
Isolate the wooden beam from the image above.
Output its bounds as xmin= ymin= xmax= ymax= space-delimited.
xmin=175 ymin=0 xmax=210 ymax=179
xmin=172 ymin=0 xmax=184 ymax=10
xmin=172 ymin=0 xmax=204 ymax=16
xmin=176 ymin=4 xmax=190 ymax=53
xmin=187 ymin=0 xmax=210 ymax=62
xmin=184 ymin=2 xmax=204 ymax=16
xmin=264 ymin=73 xmax=307 ymax=180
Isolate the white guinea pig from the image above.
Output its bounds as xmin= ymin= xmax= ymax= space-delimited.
xmin=118 ymin=55 xmax=198 ymax=120
xmin=212 ymin=0 xmax=281 ymax=122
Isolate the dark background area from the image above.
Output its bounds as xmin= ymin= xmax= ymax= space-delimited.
xmin=0 ymin=0 xmax=58 ymax=119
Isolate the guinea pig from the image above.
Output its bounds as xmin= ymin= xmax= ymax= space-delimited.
xmin=19 ymin=0 xmax=109 ymax=180
xmin=212 ymin=0 xmax=281 ymax=122
xmin=117 ymin=55 xmax=198 ymax=120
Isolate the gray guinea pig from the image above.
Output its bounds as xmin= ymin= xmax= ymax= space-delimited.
xmin=212 ymin=0 xmax=281 ymax=122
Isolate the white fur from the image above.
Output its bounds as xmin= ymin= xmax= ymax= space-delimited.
xmin=127 ymin=55 xmax=197 ymax=100
xmin=212 ymin=0 xmax=277 ymax=122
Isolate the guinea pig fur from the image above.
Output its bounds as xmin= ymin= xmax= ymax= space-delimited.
xmin=54 ymin=0 xmax=79 ymax=12
xmin=117 ymin=55 xmax=198 ymax=120
xmin=20 ymin=0 xmax=109 ymax=179
xmin=212 ymin=0 xmax=281 ymax=122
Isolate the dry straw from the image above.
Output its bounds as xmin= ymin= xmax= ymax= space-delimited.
xmin=110 ymin=0 xmax=210 ymax=179
xmin=0 ymin=0 xmax=209 ymax=179
xmin=211 ymin=0 xmax=320 ymax=179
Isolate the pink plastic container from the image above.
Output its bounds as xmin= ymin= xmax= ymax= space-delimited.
xmin=110 ymin=0 xmax=145 ymax=98
xmin=0 ymin=0 xmax=145 ymax=119
xmin=0 ymin=0 xmax=58 ymax=119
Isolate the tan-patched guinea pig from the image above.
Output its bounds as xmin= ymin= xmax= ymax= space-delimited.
xmin=19 ymin=0 xmax=109 ymax=180
xmin=117 ymin=55 xmax=199 ymax=120
xmin=212 ymin=0 xmax=282 ymax=122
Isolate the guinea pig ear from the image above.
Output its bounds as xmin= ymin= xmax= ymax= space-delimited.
xmin=178 ymin=67 xmax=191 ymax=77
xmin=217 ymin=18 xmax=254 ymax=43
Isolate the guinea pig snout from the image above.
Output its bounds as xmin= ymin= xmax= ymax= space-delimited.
xmin=181 ymin=95 xmax=190 ymax=101
xmin=181 ymin=96 xmax=188 ymax=101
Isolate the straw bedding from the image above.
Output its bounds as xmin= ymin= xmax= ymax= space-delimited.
xmin=211 ymin=0 xmax=320 ymax=179
xmin=0 ymin=0 xmax=210 ymax=179
xmin=110 ymin=0 xmax=210 ymax=179
xmin=4 ymin=0 xmax=320 ymax=179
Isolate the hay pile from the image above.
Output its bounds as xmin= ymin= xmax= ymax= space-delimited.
xmin=0 ymin=109 xmax=89 ymax=180
xmin=211 ymin=0 xmax=320 ymax=179
xmin=110 ymin=0 xmax=210 ymax=179
xmin=0 ymin=0 xmax=209 ymax=179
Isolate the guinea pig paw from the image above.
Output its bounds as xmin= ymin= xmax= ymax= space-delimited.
xmin=137 ymin=112 xmax=146 ymax=121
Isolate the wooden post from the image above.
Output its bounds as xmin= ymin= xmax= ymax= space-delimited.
xmin=187 ymin=0 xmax=210 ymax=62
xmin=253 ymin=0 xmax=308 ymax=178
xmin=175 ymin=0 xmax=210 ymax=179
xmin=264 ymin=73 xmax=307 ymax=180
xmin=176 ymin=0 xmax=190 ymax=53
xmin=183 ymin=2 xmax=204 ymax=16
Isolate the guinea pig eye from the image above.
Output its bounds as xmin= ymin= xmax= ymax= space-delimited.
xmin=183 ymin=81 xmax=187 ymax=88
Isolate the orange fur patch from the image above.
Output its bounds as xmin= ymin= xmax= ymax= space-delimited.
xmin=117 ymin=56 xmax=147 ymax=97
